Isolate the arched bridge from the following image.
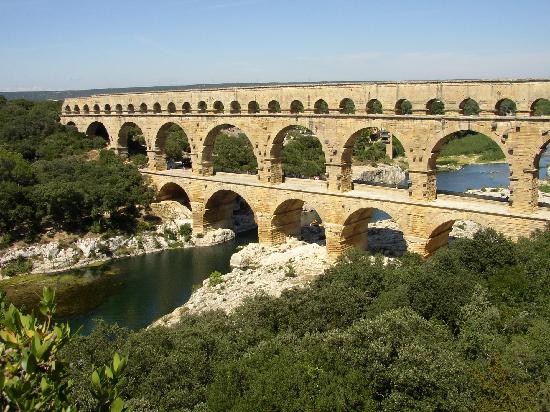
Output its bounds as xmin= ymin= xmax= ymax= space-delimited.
xmin=61 ymin=79 xmax=550 ymax=258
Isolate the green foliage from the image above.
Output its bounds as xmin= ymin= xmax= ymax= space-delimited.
xmin=429 ymin=99 xmax=445 ymax=115
xmin=392 ymin=136 xmax=405 ymax=157
xmin=352 ymin=129 xmax=397 ymax=164
xmin=340 ymin=98 xmax=355 ymax=114
xmin=178 ymin=223 xmax=192 ymax=242
xmin=462 ymin=98 xmax=481 ymax=115
xmin=268 ymin=100 xmax=281 ymax=113
xmin=497 ymin=98 xmax=517 ymax=116
xmin=314 ymin=100 xmax=329 ymax=114
xmin=290 ymin=100 xmax=304 ymax=114
xmin=1 ymin=257 xmax=33 ymax=277
xmin=59 ymin=228 xmax=550 ymax=410
xmin=129 ymin=153 xmax=148 ymax=168
xmin=399 ymin=99 xmax=412 ymax=115
xmin=282 ymin=132 xmax=325 ymax=177
xmin=533 ymin=99 xmax=550 ymax=116
xmin=540 ymin=183 xmax=550 ymax=193
xmin=438 ymin=131 xmax=505 ymax=161
xmin=1 ymin=288 xmax=127 ymax=411
xmin=208 ymin=270 xmax=223 ymax=287
xmin=212 ymin=133 xmax=257 ymax=173
xmin=369 ymin=99 xmax=383 ymax=114
xmin=164 ymin=125 xmax=190 ymax=162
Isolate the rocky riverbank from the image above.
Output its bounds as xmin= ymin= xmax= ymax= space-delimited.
xmin=0 ymin=201 xmax=235 ymax=279
xmin=353 ymin=164 xmax=407 ymax=186
xmin=153 ymin=239 xmax=329 ymax=326
xmin=465 ymin=187 xmax=550 ymax=204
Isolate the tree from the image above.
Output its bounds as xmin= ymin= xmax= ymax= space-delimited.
xmin=497 ymin=99 xmax=517 ymax=116
xmin=282 ymin=132 xmax=325 ymax=177
xmin=0 ymin=95 xmax=6 ymax=106
xmin=429 ymin=99 xmax=445 ymax=115
xmin=212 ymin=133 xmax=257 ymax=173
xmin=370 ymin=99 xmax=383 ymax=114
xmin=400 ymin=99 xmax=413 ymax=115
xmin=340 ymin=98 xmax=355 ymax=114
xmin=462 ymin=99 xmax=480 ymax=116
xmin=290 ymin=100 xmax=304 ymax=114
xmin=533 ymin=99 xmax=550 ymax=116
xmin=164 ymin=125 xmax=190 ymax=162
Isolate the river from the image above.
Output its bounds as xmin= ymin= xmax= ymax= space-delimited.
xmin=2 ymin=151 xmax=549 ymax=334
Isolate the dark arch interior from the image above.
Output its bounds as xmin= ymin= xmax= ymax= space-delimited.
xmin=340 ymin=98 xmax=355 ymax=114
xmin=290 ymin=100 xmax=304 ymax=114
xmin=272 ymin=199 xmax=325 ymax=245
xmin=248 ymin=101 xmax=260 ymax=114
xmin=86 ymin=121 xmax=109 ymax=143
xmin=460 ymin=98 xmax=480 ymax=115
xmin=367 ymin=209 xmax=407 ymax=257
xmin=433 ymin=130 xmax=509 ymax=198
xmin=156 ymin=123 xmax=191 ymax=169
xmin=531 ymin=98 xmax=550 ymax=116
xmin=268 ymin=100 xmax=281 ymax=113
xmin=205 ymin=124 xmax=257 ymax=174
xmin=156 ymin=182 xmax=192 ymax=211
xmin=230 ymin=101 xmax=241 ymax=114
xmin=119 ymin=123 xmax=147 ymax=158
xmin=496 ymin=98 xmax=516 ymax=116
xmin=272 ymin=125 xmax=326 ymax=180
xmin=314 ymin=99 xmax=329 ymax=114
xmin=367 ymin=99 xmax=383 ymax=114
xmin=213 ymin=101 xmax=224 ymax=113
xmin=204 ymin=190 xmax=257 ymax=235
xmin=395 ymin=99 xmax=412 ymax=115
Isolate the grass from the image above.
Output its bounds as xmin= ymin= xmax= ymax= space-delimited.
xmin=437 ymin=133 xmax=505 ymax=166
xmin=540 ymin=183 xmax=550 ymax=194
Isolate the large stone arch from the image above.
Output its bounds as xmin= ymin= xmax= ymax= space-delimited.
xmin=85 ymin=121 xmax=111 ymax=145
xmin=156 ymin=181 xmax=193 ymax=210
xmin=150 ymin=122 xmax=190 ymax=170
xmin=117 ymin=121 xmax=147 ymax=158
xmin=201 ymin=188 xmax=258 ymax=232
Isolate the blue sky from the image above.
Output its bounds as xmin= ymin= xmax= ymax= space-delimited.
xmin=1 ymin=0 xmax=549 ymax=91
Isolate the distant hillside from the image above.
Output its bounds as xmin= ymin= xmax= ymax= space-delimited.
xmin=0 ymin=82 xmax=323 ymax=101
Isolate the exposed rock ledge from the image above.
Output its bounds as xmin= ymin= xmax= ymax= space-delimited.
xmin=353 ymin=164 xmax=407 ymax=186
xmin=0 ymin=225 xmax=235 ymax=279
xmin=466 ymin=187 xmax=550 ymax=204
xmin=152 ymin=239 xmax=329 ymax=327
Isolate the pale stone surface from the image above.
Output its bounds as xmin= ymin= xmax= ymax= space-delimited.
xmin=353 ymin=164 xmax=407 ymax=186
xmin=152 ymin=239 xmax=329 ymax=327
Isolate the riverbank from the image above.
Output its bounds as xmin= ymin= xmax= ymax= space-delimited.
xmin=436 ymin=154 xmax=503 ymax=171
xmin=0 ymin=201 xmax=235 ymax=279
xmin=466 ymin=186 xmax=550 ymax=204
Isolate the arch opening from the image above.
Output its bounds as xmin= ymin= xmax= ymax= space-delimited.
xmin=83 ymin=104 xmax=90 ymax=114
xmin=426 ymin=219 xmax=486 ymax=255
xmin=213 ymin=101 xmax=224 ymax=113
xmin=93 ymin=104 xmax=100 ymax=114
xmin=535 ymin=141 xmax=550 ymax=207
xmin=344 ymin=127 xmax=407 ymax=188
xmin=155 ymin=123 xmax=191 ymax=169
xmin=339 ymin=98 xmax=356 ymax=114
xmin=268 ymin=100 xmax=281 ymax=113
xmin=155 ymin=182 xmax=192 ymax=215
xmin=230 ymin=101 xmax=241 ymax=114
xmin=248 ymin=101 xmax=260 ymax=114
xmin=153 ymin=103 xmax=161 ymax=113
xmin=271 ymin=199 xmax=325 ymax=246
xmin=167 ymin=102 xmax=176 ymax=114
xmin=366 ymin=99 xmax=383 ymax=114
xmin=104 ymin=104 xmax=111 ymax=114
xmin=314 ymin=99 xmax=329 ymax=114
xmin=140 ymin=103 xmax=148 ymax=113
xmin=182 ymin=102 xmax=191 ymax=113
xmin=127 ymin=104 xmax=135 ymax=114
xmin=395 ymin=99 xmax=412 ymax=115
xmin=73 ymin=105 xmax=80 ymax=114
xmin=203 ymin=124 xmax=258 ymax=174
xmin=85 ymin=121 xmax=110 ymax=146
xmin=459 ymin=98 xmax=480 ymax=116
xmin=118 ymin=122 xmax=147 ymax=163
xmin=204 ymin=190 xmax=258 ymax=236
xmin=64 ymin=105 xmax=71 ymax=114
xmin=115 ymin=104 xmax=123 ymax=114
xmin=495 ymin=98 xmax=516 ymax=116
xmin=198 ymin=101 xmax=207 ymax=113
xmin=341 ymin=208 xmax=407 ymax=257
xmin=290 ymin=100 xmax=304 ymax=114
xmin=531 ymin=98 xmax=550 ymax=116
xmin=432 ymin=130 xmax=509 ymax=199
xmin=272 ymin=125 xmax=326 ymax=180
xmin=426 ymin=99 xmax=445 ymax=115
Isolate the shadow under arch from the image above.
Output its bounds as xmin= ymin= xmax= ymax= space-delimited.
xmin=429 ymin=129 xmax=509 ymax=198
xmin=425 ymin=217 xmax=487 ymax=255
xmin=341 ymin=208 xmax=407 ymax=257
xmin=118 ymin=122 xmax=147 ymax=157
xmin=270 ymin=124 xmax=327 ymax=181
xmin=86 ymin=121 xmax=110 ymax=143
xmin=271 ymin=198 xmax=326 ymax=245
xmin=203 ymin=189 xmax=257 ymax=234
xmin=202 ymin=123 xmax=258 ymax=175
xmin=156 ymin=182 xmax=192 ymax=211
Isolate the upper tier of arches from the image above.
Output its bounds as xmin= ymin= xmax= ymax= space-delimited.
xmin=63 ymin=96 xmax=550 ymax=117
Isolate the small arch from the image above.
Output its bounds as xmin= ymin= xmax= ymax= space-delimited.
xmin=213 ymin=101 xmax=224 ymax=113
xmin=104 ymin=104 xmax=111 ymax=114
xmin=531 ymin=98 xmax=550 ymax=116
xmin=366 ymin=99 xmax=383 ymax=114
xmin=153 ymin=102 xmax=161 ymax=113
xmin=290 ymin=100 xmax=304 ymax=114
xmin=115 ymin=104 xmax=123 ymax=114
xmin=495 ymin=98 xmax=516 ymax=116
xmin=268 ymin=100 xmax=281 ymax=113
xmin=127 ymin=104 xmax=135 ymax=114
xmin=83 ymin=104 xmax=90 ymax=114
xmin=64 ymin=105 xmax=71 ymax=114
xmin=248 ymin=101 xmax=260 ymax=114
xmin=395 ymin=99 xmax=412 ymax=115
xmin=182 ymin=102 xmax=191 ymax=113
xmin=167 ymin=102 xmax=176 ymax=113
xmin=73 ymin=105 xmax=80 ymax=114
xmin=230 ymin=101 xmax=241 ymax=114
xmin=203 ymin=189 xmax=257 ymax=235
xmin=93 ymin=104 xmax=100 ymax=114
xmin=156 ymin=182 xmax=192 ymax=211
xmin=198 ymin=101 xmax=207 ymax=113
xmin=459 ymin=98 xmax=480 ymax=116
xmin=426 ymin=99 xmax=445 ymax=115
xmin=66 ymin=121 xmax=76 ymax=128
xmin=86 ymin=121 xmax=110 ymax=143
xmin=140 ymin=103 xmax=148 ymax=113
xmin=314 ymin=99 xmax=329 ymax=114
xmin=339 ymin=98 xmax=355 ymax=114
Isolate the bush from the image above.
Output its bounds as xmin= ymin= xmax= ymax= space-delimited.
xmin=1 ymin=256 xmax=33 ymax=277
xmin=130 ymin=153 xmax=148 ymax=168
xmin=208 ymin=270 xmax=223 ymax=287
xmin=179 ymin=223 xmax=192 ymax=241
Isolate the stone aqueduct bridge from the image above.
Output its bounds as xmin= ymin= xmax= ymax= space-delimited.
xmin=61 ymin=80 xmax=550 ymax=258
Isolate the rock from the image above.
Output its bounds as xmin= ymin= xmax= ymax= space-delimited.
xmin=150 ymin=200 xmax=192 ymax=220
xmin=353 ymin=164 xmax=407 ymax=186
xmin=194 ymin=229 xmax=235 ymax=247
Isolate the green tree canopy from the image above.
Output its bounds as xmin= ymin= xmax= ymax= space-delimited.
xmin=212 ymin=132 xmax=257 ymax=173
xmin=282 ymin=131 xmax=325 ymax=177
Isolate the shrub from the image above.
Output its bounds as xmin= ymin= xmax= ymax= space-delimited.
xmin=1 ymin=256 xmax=33 ymax=277
xmin=130 ymin=154 xmax=148 ymax=168
xmin=208 ymin=270 xmax=223 ymax=287
xmin=163 ymin=227 xmax=177 ymax=241
xmin=179 ymin=223 xmax=192 ymax=242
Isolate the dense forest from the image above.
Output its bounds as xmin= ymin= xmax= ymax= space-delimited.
xmin=0 ymin=97 xmax=154 ymax=244
xmin=4 ymin=228 xmax=550 ymax=411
